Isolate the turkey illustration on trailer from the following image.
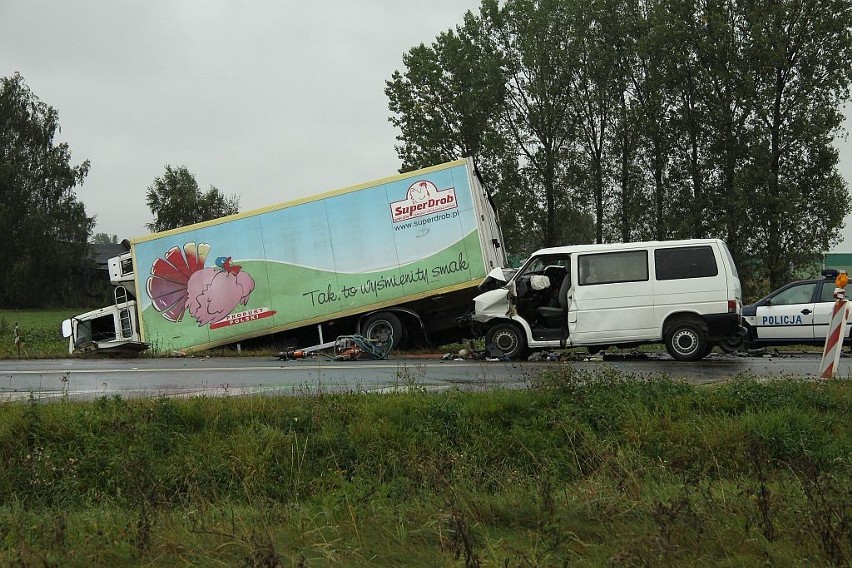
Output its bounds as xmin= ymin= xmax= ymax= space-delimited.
xmin=146 ymin=242 xmax=265 ymax=328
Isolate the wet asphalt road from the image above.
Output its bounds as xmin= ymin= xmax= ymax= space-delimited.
xmin=0 ymin=349 xmax=847 ymax=401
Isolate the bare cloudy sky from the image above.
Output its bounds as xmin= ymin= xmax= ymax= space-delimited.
xmin=2 ymin=1 xmax=852 ymax=251
xmin=0 ymin=1 xmax=481 ymax=237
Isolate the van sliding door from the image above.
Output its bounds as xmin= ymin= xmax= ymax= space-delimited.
xmin=573 ymin=250 xmax=653 ymax=342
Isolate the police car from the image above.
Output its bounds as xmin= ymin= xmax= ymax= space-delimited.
xmin=725 ymin=269 xmax=850 ymax=350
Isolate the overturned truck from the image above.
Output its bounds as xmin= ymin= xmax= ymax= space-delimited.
xmin=62 ymin=158 xmax=507 ymax=355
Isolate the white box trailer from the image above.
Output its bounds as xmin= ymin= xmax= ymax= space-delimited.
xmin=63 ymin=158 xmax=506 ymax=355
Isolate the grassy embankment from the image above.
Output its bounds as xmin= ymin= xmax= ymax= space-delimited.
xmin=0 ymin=375 xmax=849 ymax=565
xmin=0 ymin=310 xmax=849 ymax=566
xmin=0 ymin=309 xmax=79 ymax=358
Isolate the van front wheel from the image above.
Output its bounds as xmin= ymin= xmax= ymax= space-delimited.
xmin=665 ymin=321 xmax=708 ymax=361
xmin=485 ymin=322 xmax=527 ymax=359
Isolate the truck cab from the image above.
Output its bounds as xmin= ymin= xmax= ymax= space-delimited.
xmin=61 ymin=251 xmax=148 ymax=355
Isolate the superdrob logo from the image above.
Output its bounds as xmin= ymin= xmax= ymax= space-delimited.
xmin=390 ymin=180 xmax=458 ymax=223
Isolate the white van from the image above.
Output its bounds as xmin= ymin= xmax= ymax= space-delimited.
xmin=472 ymin=239 xmax=743 ymax=361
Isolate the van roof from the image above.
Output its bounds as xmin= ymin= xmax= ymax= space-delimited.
xmin=532 ymin=238 xmax=725 ymax=256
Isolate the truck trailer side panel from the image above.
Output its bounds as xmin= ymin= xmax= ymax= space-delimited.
xmin=131 ymin=158 xmax=503 ymax=352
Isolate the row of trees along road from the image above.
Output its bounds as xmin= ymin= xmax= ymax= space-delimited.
xmin=0 ymin=73 xmax=239 ymax=308
xmin=387 ymin=0 xmax=852 ymax=299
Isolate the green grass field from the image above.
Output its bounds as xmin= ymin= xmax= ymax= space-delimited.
xmin=0 ymin=371 xmax=848 ymax=566
xmin=0 ymin=309 xmax=84 ymax=358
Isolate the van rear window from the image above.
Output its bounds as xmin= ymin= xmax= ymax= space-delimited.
xmin=654 ymin=246 xmax=718 ymax=280
xmin=578 ymin=250 xmax=648 ymax=285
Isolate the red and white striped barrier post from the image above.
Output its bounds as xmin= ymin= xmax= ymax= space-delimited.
xmin=819 ymin=270 xmax=849 ymax=379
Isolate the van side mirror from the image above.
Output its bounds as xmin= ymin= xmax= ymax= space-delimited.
xmin=61 ymin=319 xmax=72 ymax=339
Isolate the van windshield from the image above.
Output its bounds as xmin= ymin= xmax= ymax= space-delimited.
xmin=517 ymin=255 xmax=570 ymax=279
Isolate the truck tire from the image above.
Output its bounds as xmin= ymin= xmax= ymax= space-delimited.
xmin=361 ymin=312 xmax=404 ymax=349
xmin=485 ymin=322 xmax=527 ymax=359
xmin=664 ymin=320 xmax=708 ymax=361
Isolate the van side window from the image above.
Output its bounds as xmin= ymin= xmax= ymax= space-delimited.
xmin=578 ymin=251 xmax=648 ymax=285
xmin=654 ymin=246 xmax=719 ymax=280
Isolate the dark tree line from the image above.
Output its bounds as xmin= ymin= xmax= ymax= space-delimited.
xmin=387 ymin=0 xmax=852 ymax=298
xmin=0 ymin=73 xmax=94 ymax=307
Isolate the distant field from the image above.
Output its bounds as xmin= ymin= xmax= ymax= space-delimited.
xmin=0 ymin=309 xmax=88 ymax=358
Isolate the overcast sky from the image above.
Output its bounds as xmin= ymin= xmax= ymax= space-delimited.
xmin=2 ymin=1 xmax=852 ymax=252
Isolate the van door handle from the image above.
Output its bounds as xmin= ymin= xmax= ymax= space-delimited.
xmin=801 ymin=309 xmax=812 ymax=315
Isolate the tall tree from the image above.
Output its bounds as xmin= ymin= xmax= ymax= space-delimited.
xmin=743 ymin=0 xmax=852 ymax=290
xmin=145 ymin=165 xmax=240 ymax=233
xmin=385 ymin=11 xmax=545 ymax=254
xmin=606 ymin=0 xmax=648 ymax=242
xmin=686 ymin=0 xmax=760 ymax=291
xmin=0 ymin=73 xmax=94 ymax=307
xmin=568 ymin=0 xmax=634 ymax=243
xmin=385 ymin=11 xmax=506 ymax=172
xmin=482 ymin=0 xmax=593 ymax=249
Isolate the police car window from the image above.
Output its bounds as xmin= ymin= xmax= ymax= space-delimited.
xmin=819 ymin=282 xmax=837 ymax=303
xmin=654 ymin=246 xmax=718 ymax=280
xmin=579 ymin=250 xmax=648 ymax=285
xmin=770 ymin=282 xmax=817 ymax=305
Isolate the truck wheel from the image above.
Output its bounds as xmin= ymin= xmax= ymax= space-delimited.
xmin=664 ymin=320 xmax=708 ymax=361
xmin=485 ymin=322 xmax=527 ymax=359
xmin=361 ymin=312 xmax=404 ymax=349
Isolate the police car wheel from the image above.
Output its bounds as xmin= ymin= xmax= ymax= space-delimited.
xmin=485 ymin=322 xmax=527 ymax=359
xmin=665 ymin=321 xmax=708 ymax=362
